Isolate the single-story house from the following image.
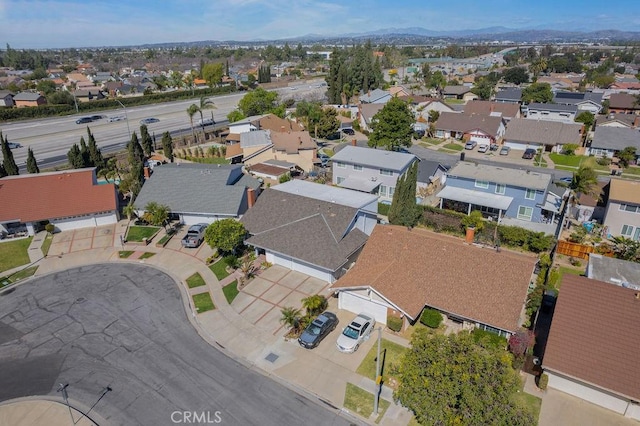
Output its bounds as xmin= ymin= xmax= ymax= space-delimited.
xmin=523 ymin=102 xmax=578 ymax=123
xmin=495 ymin=87 xmax=522 ymax=104
xmin=13 ymin=92 xmax=47 ymax=108
xmin=588 ymin=126 xmax=640 ymax=159
xmin=608 ymin=93 xmax=640 ymax=115
xmin=247 ymin=160 xmax=296 ymax=182
xmin=463 ymin=100 xmax=521 ymax=121
xmin=595 ymin=113 xmax=640 ymax=129
xmin=133 ymin=163 xmax=261 ymax=225
xmin=552 ymin=91 xmax=603 ymax=114
xmin=227 ymin=114 xmax=303 ymax=135
xmin=240 ymin=129 xmax=318 ymax=172
xmin=502 ymin=118 xmax=583 ymax=152
xmin=359 ymin=88 xmax=391 ymax=104
xmin=434 ymin=112 xmax=505 ymax=144
xmin=397 ymin=95 xmax=455 ymax=121
xmin=358 ymin=103 xmax=386 ymax=132
xmin=0 ymin=168 xmax=119 ymax=236
xmin=543 ymin=274 xmax=640 ymax=421
xmin=0 ymin=90 xmax=15 ymax=107
xmin=241 ymin=180 xmax=378 ymax=283
xmin=442 ymin=85 xmax=475 ymax=101
xmin=330 ymin=225 xmax=536 ymax=334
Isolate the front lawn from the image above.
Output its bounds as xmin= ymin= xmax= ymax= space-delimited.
xmin=125 ymin=226 xmax=160 ymax=242
xmin=442 ymin=143 xmax=464 ymax=151
xmin=41 ymin=234 xmax=53 ymax=256
xmin=549 ymin=153 xmax=584 ymax=167
xmin=192 ymin=292 xmax=215 ymax=313
xmin=343 ymin=383 xmax=390 ymax=424
xmin=421 ymin=138 xmax=442 ymax=146
xmin=512 ymin=381 xmax=542 ymax=423
xmin=356 ymin=338 xmax=408 ymax=387
xmin=209 ymin=260 xmax=230 ymax=280
xmin=0 ymin=237 xmax=32 ymax=273
xmin=621 ymin=166 xmax=640 ymax=176
xmin=139 ymin=252 xmax=156 ymax=260
xmin=118 ymin=250 xmax=134 ymax=258
xmin=222 ymin=280 xmax=239 ymax=304
xmin=186 ymin=272 xmax=206 ymax=288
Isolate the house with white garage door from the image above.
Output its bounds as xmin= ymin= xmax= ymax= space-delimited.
xmin=330 ymin=225 xmax=536 ymax=332
xmin=503 ymin=118 xmax=583 ymax=152
xmin=133 ymin=163 xmax=261 ymax=225
xmin=240 ymin=180 xmax=378 ymax=283
xmin=0 ymin=168 xmax=119 ymax=236
xmin=434 ymin=112 xmax=505 ymax=145
xmin=543 ymin=274 xmax=640 ymax=421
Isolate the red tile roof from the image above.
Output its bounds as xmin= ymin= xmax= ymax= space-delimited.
xmin=331 ymin=225 xmax=536 ymax=332
xmin=543 ymin=275 xmax=640 ymax=401
xmin=0 ymin=168 xmax=117 ymax=223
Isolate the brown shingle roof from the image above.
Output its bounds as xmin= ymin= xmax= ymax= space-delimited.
xmin=435 ymin=112 xmax=504 ymax=138
xmin=543 ymin=275 xmax=640 ymax=401
xmin=258 ymin=114 xmax=303 ymax=132
xmin=270 ymin=131 xmax=315 ymax=154
xmin=608 ymin=178 xmax=640 ymax=204
xmin=463 ymin=100 xmax=520 ymax=118
xmin=331 ymin=226 xmax=536 ymax=331
xmin=225 ymin=143 xmax=243 ymax=159
xmin=504 ymin=118 xmax=583 ymax=146
xmin=248 ymin=163 xmax=289 ymax=177
xmin=0 ymin=169 xmax=117 ymax=222
xmin=609 ymin=93 xmax=640 ymax=110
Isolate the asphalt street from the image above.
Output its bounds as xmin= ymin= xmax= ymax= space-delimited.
xmin=0 ymin=264 xmax=351 ymax=426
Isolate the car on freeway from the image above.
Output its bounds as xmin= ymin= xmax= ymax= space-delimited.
xmin=478 ymin=144 xmax=489 ymax=153
xmin=197 ymin=118 xmax=215 ymax=126
xmin=336 ymin=312 xmax=375 ymax=353
xmin=522 ymin=148 xmax=537 ymax=159
xmin=7 ymin=142 xmax=23 ymax=149
xmin=90 ymin=115 xmax=104 ymax=121
xmin=342 ymin=128 xmax=355 ymax=136
xmin=76 ymin=117 xmax=94 ymax=124
xmin=464 ymin=141 xmax=477 ymax=150
xmin=298 ymin=311 xmax=338 ymax=349
xmin=499 ymin=146 xmax=511 ymax=156
xmin=108 ymin=115 xmax=125 ymax=122
xmin=180 ymin=223 xmax=208 ymax=248
xmin=140 ymin=117 xmax=160 ymax=125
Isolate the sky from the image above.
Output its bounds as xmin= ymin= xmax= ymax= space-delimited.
xmin=2 ymin=0 xmax=640 ymax=49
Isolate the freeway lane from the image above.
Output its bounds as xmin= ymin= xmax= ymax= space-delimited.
xmin=2 ymin=80 xmax=327 ymax=170
xmin=0 ymin=264 xmax=352 ymax=426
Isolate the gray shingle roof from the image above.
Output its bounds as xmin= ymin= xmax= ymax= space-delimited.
xmin=240 ymin=130 xmax=271 ymax=148
xmin=443 ymin=85 xmax=471 ymax=95
xmin=133 ymin=163 xmax=260 ymax=216
xmin=591 ymin=126 xmax=640 ymax=151
xmin=417 ymin=160 xmax=448 ymax=184
xmin=495 ymin=88 xmax=522 ymax=102
xmin=13 ymin=92 xmax=44 ymax=101
xmin=360 ymin=88 xmax=390 ymax=103
xmin=241 ymin=188 xmax=369 ymax=271
xmin=447 ymin=161 xmax=552 ymax=190
xmin=553 ymin=91 xmax=603 ymax=106
xmin=331 ymin=145 xmax=417 ymax=172
xmin=504 ymin=118 xmax=583 ymax=146
xmin=435 ymin=112 xmax=504 ymax=138
xmin=526 ymin=102 xmax=578 ymax=113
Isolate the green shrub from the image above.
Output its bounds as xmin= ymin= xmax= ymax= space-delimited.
xmin=45 ymin=223 xmax=55 ymax=234
xmin=470 ymin=328 xmax=506 ymax=349
xmin=387 ymin=316 xmax=403 ymax=332
xmin=378 ymin=202 xmax=391 ymax=216
xmin=420 ymin=308 xmax=442 ymax=328
xmin=596 ymin=156 xmax=611 ymax=166
xmin=538 ymin=373 xmax=549 ymax=390
xmin=223 ymin=254 xmax=239 ymax=269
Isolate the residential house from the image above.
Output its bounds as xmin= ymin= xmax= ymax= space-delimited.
xmin=358 ymin=103 xmax=385 ymax=132
xmin=240 ymin=129 xmax=319 ymax=172
xmin=608 ymin=93 xmax=640 ymax=115
xmin=523 ymin=102 xmax=578 ymax=123
xmin=0 ymin=168 xmax=119 ymax=236
xmin=571 ymin=181 xmax=607 ymax=224
xmin=227 ymin=114 xmax=302 ymax=135
xmin=241 ymin=180 xmax=378 ymax=283
xmin=502 ymin=118 xmax=583 ymax=152
xmin=463 ymin=100 xmax=521 ymax=121
xmin=595 ymin=113 xmax=640 ymax=129
xmin=133 ymin=163 xmax=261 ymax=225
xmin=494 ymin=87 xmax=522 ymax=103
xmin=0 ymin=90 xmax=15 ymax=107
xmin=437 ymin=161 xmax=560 ymax=231
xmin=245 ymin=160 xmax=295 ymax=182
xmin=434 ymin=112 xmax=506 ymax=145
xmin=398 ymin=96 xmax=455 ymax=122
xmin=586 ymin=253 xmax=640 ymax=290
xmin=13 ymin=92 xmax=47 ymax=107
xmin=416 ymin=160 xmax=448 ymax=199
xmin=609 ymin=81 xmax=640 ymax=91
xmin=537 ymin=74 xmax=582 ymax=91
xmin=588 ymin=127 xmax=640 ymax=159
xmin=552 ymin=91 xmax=603 ymax=114
xmin=442 ymin=85 xmax=474 ymax=100
xmin=331 ymin=145 xmax=418 ymax=201
xmin=388 ymin=86 xmax=411 ymax=98
xmin=543 ymin=275 xmax=640 ymax=421
xmin=602 ymin=178 xmax=640 ymax=241
xmin=73 ymin=89 xmax=106 ymax=103
xmin=359 ymin=88 xmax=391 ymax=104
xmin=330 ymin=225 xmax=536 ymax=333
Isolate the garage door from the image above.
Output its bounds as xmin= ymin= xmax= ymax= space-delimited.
xmin=504 ymin=141 xmax=532 ymax=151
xmin=271 ymin=252 xmax=333 ymax=283
xmin=180 ymin=215 xmax=223 ymax=226
xmin=470 ymin=134 xmax=490 ymax=144
xmin=95 ymin=213 xmax=118 ymax=226
xmin=339 ymin=291 xmax=388 ymax=325
xmin=547 ymin=372 xmax=629 ymax=415
xmin=54 ymin=217 xmax=96 ymax=232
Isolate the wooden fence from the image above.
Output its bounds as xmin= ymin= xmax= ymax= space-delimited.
xmin=556 ymin=240 xmax=594 ymax=260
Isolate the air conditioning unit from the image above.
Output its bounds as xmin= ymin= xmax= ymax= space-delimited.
xmin=370 ymin=176 xmax=377 ymax=181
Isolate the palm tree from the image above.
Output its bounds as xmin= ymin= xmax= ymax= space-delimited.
xmin=97 ymin=157 xmax=122 ymax=184
xmin=280 ymin=307 xmax=302 ymax=332
xmin=570 ymin=163 xmax=599 ymax=199
xmin=186 ymin=103 xmax=199 ymax=144
xmin=301 ymin=294 xmax=327 ymax=317
xmin=122 ymin=203 xmax=136 ymax=222
xmin=197 ymin=96 xmax=217 ymax=139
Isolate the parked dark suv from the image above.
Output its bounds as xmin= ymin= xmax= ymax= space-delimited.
xmin=76 ymin=117 xmax=93 ymax=124
xmin=522 ymin=148 xmax=536 ymax=159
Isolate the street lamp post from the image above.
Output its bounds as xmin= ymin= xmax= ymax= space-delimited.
xmin=115 ymin=99 xmax=132 ymax=139
xmin=374 ymin=327 xmax=382 ymax=415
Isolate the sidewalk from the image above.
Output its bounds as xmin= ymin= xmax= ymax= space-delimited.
xmin=1 ymin=222 xmax=412 ymax=425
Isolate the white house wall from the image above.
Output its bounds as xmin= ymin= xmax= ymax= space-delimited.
xmin=179 ymin=214 xmax=227 ymax=226
xmin=270 ymin=252 xmax=333 ymax=283
xmin=338 ymin=290 xmax=388 ymax=324
xmin=504 ymin=141 xmax=535 ymax=151
xmin=53 ymin=212 xmax=118 ymax=232
xmin=547 ymin=372 xmax=632 ymax=417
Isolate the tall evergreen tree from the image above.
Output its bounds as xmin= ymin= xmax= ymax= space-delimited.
xmin=388 ymin=162 xmax=420 ymax=228
xmin=139 ymin=124 xmax=153 ymax=157
xmin=1 ymin=133 xmax=19 ymax=175
xmin=26 ymin=147 xmax=39 ymax=173
xmin=127 ymin=132 xmax=145 ymax=166
xmin=0 ymin=162 xmax=7 ymax=178
xmin=161 ymin=131 xmax=174 ymax=162
xmin=79 ymin=136 xmax=90 ymax=167
xmin=67 ymin=144 xmax=84 ymax=169
xmin=87 ymin=128 xmax=105 ymax=170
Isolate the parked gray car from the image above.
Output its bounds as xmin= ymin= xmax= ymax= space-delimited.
xmin=181 ymin=223 xmax=208 ymax=248
xmin=336 ymin=312 xmax=375 ymax=353
xmin=298 ymin=311 xmax=338 ymax=349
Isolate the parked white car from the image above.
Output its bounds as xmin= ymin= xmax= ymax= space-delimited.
xmin=336 ymin=313 xmax=375 ymax=353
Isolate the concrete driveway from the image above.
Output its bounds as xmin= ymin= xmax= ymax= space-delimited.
xmin=0 ymin=263 xmax=351 ymax=426
xmin=231 ymin=265 xmax=331 ymax=336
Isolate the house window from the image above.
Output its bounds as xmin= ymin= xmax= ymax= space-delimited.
xmin=621 ymin=224 xmax=634 ymax=237
xmin=517 ymin=206 xmax=533 ymax=221
xmin=379 ymin=185 xmax=387 ymax=197
xmin=475 ymin=180 xmax=489 ymax=189
xmin=336 ymin=162 xmax=345 ymax=168
xmin=635 ymin=228 xmax=640 ymax=241
xmin=353 ymin=165 xmax=363 ymax=171
xmin=495 ymin=184 xmax=506 ymax=195
xmin=336 ymin=177 xmax=345 ymax=185
xmin=525 ymin=189 xmax=536 ymax=200
xmin=380 ymin=169 xmax=393 ymax=176
xmin=620 ymin=204 xmax=640 ymax=213
xmin=389 ymin=186 xmax=395 ymax=197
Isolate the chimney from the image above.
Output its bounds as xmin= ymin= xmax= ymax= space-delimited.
xmin=351 ymin=139 xmax=357 ymax=146
xmin=247 ymin=188 xmax=256 ymax=209
xmin=143 ymin=166 xmax=150 ymax=179
xmin=465 ymin=226 xmax=475 ymax=244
